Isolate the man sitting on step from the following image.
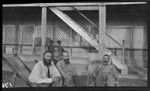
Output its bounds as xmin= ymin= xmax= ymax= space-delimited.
xmin=29 ymin=51 xmax=63 ymax=87
xmin=93 ymin=54 xmax=120 ymax=86
xmin=53 ymin=46 xmax=63 ymax=64
xmin=56 ymin=51 xmax=75 ymax=87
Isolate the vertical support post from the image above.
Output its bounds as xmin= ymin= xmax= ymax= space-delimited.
xmin=143 ymin=26 xmax=147 ymax=67
xmin=130 ymin=26 xmax=134 ymax=66
xmin=14 ymin=25 xmax=19 ymax=55
xmin=41 ymin=6 xmax=47 ymax=56
xmin=98 ymin=5 xmax=107 ymax=60
xmin=122 ymin=40 xmax=125 ymax=64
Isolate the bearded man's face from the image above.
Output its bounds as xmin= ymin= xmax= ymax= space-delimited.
xmin=44 ymin=52 xmax=52 ymax=63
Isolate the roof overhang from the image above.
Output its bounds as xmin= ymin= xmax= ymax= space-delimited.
xmin=3 ymin=2 xmax=147 ymax=8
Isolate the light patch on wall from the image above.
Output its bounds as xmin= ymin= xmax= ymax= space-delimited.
xmin=106 ymin=26 xmax=130 ymax=48
xmin=133 ymin=26 xmax=144 ymax=49
xmin=5 ymin=46 xmax=13 ymax=54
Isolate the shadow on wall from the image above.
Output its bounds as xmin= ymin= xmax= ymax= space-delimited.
xmin=142 ymin=27 xmax=147 ymax=68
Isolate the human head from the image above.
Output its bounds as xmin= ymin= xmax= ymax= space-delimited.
xmin=54 ymin=46 xmax=59 ymax=52
xmin=43 ymin=51 xmax=53 ymax=66
xmin=103 ymin=54 xmax=111 ymax=65
xmin=49 ymin=40 xmax=53 ymax=46
xmin=57 ymin=41 xmax=61 ymax=46
xmin=53 ymin=47 xmax=62 ymax=62
xmin=62 ymin=51 xmax=70 ymax=64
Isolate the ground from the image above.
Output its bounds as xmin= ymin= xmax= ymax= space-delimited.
xmin=2 ymin=54 xmax=147 ymax=87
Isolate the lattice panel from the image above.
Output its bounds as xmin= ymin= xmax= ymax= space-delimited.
xmin=80 ymin=26 xmax=90 ymax=46
xmin=15 ymin=26 xmax=22 ymax=44
xmin=21 ymin=25 xmax=34 ymax=44
xmin=3 ymin=25 xmax=16 ymax=44
xmin=81 ymin=38 xmax=89 ymax=46
xmin=66 ymin=11 xmax=99 ymax=47
xmin=35 ymin=26 xmax=41 ymax=37
xmin=46 ymin=26 xmax=53 ymax=39
xmin=54 ymin=19 xmax=72 ymax=46
xmin=2 ymin=26 xmax=5 ymax=44
xmin=35 ymin=26 xmax=53 ymax=37
xmin=34 ymin=26 xmax=53 ymax=45
xmin=71 ymin=30 xmax=81 ymax=46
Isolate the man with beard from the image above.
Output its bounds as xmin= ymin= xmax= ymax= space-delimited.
xmin=29 ymin=51 xmax=62 ymax=87
xmin=93 ymin=54 xmax=119 ymax=86
xmin=56 ymin=51 xmax=75 ymax=87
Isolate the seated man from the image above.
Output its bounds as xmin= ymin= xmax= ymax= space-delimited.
xmin=94 ymin=54 xmax=119 ymax=86
xmin=29 ymin=51 xmax=62 ymax=87
xmin=56 ymin=51 xmax=75 ymax=87
xmin=53 ymin=47 xmax=63 ymax=64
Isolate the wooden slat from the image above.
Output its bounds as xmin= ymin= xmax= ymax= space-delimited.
xmin=110 ymin=55 xmax=128 ymax=74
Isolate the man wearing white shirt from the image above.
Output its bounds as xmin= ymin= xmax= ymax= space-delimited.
xmin=29 ymin=51 xmax=62 ymax=87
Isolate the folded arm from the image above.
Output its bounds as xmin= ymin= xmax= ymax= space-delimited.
xmin=29 ymin=63 xmax=52 ymax=84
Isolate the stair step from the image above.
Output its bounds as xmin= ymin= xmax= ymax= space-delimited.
xmin=110 ymin=55 xmax=128 ymax=74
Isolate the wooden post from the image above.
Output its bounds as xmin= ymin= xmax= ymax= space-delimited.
xmin=41 ymin=6 xmax=47 ymax=56
xmin=98 ymin=5 xmax=107 ymax=60
xmin=122 ymin=40 xmax=125 ymax=64
xmin=130 ymin=26 xmax=134 ymax=66
xmin=14 ymin=25 xmax=19 ymax=55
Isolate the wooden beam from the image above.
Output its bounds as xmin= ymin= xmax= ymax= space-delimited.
xmin=14 ymin=25 xmax=19 ymax=54
xmin=98 ymin=5 xmax=107 ymax=60
xmin=41 ymin=6 xmax=47 ymax=55
xmin=3 ymin=2 xmax=147 ymax=7
xmin=129 ymin=26 xmax=134 ymax=66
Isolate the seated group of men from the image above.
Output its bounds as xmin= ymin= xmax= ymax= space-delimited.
xmin=29 ymin=40 xmax=75 ymax=87
xmin=29 ymin=40 xmax=119 ymax=87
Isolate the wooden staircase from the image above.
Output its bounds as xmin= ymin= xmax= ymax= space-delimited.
xmin=50 ymin=7 xmax=128 ymax=74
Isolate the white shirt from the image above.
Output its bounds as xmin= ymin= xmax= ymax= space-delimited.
xmin=29 ymin=61 xmax=61 ymax=84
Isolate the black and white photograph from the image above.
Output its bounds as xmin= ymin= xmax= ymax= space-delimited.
xmin=2 ymin=1 xmax=149 ymax=88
